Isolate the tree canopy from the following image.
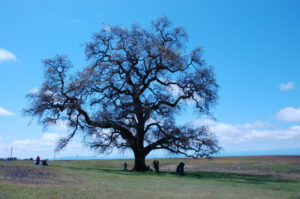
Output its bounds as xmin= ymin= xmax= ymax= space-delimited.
xmin=24 ymin=17 xmax=220 ymax=170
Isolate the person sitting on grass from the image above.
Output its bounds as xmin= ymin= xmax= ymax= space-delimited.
xmin=41 ymin=159 xmax=48 ymax=166
xmin=146 ymin=166 xmax=153 ymax=171
xmin=34 ymin=155 xmax=40 ymax=165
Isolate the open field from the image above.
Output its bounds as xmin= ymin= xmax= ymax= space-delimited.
xmin=0 ymin=156 xmax=300 ymax=199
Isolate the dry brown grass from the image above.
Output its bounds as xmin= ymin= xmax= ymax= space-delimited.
xmin=0 ymin=164 xmax=81 ymax=186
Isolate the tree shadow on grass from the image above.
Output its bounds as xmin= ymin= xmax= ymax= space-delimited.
xmin=54 ymin=165 xmax=167 ymax=176
xmin=53 ymin=165 xmax=297 ymax=185
xmin=183 ymin=171 xmax=296 ymax=185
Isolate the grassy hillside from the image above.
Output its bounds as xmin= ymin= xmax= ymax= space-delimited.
xmin=0 ymin=156 xmax=300 ymax=199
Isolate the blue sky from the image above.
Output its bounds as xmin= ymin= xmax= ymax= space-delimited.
xmin=0 ymin=0 xmax=300 ymax=159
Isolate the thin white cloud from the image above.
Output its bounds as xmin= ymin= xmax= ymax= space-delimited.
xmin=11 ymin=133 xmax=63 ymax=147
xmin=0 ymin=107 xmax=15 ymax=116
xmin=30 ymin=87 xmax=40 ymax=94
xmin=276 ymin=106 xmax=300 ymax=122
xmin=70 ymin=19 xmax=80 ymax=24
xmin=103 ymin=24 xmax=111 ymax=33
xmin=189 ymin=119 xmax=300 ymax=144
xmin=9 ymin=133 xmax=63 ymax=157
xmin=279 ymin=82 xmax=295 ymax=91
xmin=6 ymin=133 xmax=97 ymax=159
xmin=164 ymin=79 xmax=202 ymax=105
xmin=252 ymin=121 xmax=273 ymax=128
xmin=0 ymin=48 xmax=17 ymax=63
xmin=236 ymin=121 xmax=273 ymax=129
xmin=0 ymin=143 xmax=10 ymax=157
xmin=49 ymin=120 xmax=70 ymax=131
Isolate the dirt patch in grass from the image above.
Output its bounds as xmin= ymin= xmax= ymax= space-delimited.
xmin=0 ymin=164 xmax=74 ymax=186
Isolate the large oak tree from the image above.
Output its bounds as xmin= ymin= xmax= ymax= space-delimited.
xmin=24 ymin=17 xmax=220 ymax=170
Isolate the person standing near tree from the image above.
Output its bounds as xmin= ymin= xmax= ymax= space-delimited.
xmin=178 ymin=160 xmax=185 ymax=176
xmin=123 ymin=162 xmax=128 ymax=170
xmin=152 ymin=160 xmax=157 ymax=171
xmin=156 ymin=160 xmax=160 ymax=173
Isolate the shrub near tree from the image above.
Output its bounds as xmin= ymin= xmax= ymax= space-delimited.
xmin=24 ymin=17 xmax=220 ymax=171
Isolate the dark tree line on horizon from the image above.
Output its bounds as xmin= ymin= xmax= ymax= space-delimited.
xmin=24 ymin=17 xmax=220 ymax=171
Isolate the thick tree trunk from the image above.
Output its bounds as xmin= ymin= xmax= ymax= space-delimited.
xmin=133 ymin=151 xmax=147 ymax=171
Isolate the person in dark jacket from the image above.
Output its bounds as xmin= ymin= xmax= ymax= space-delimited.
xmin=177 ymin=160 xmax=185 ymax=176
xmin=41 ymin=159 xmax=48 ymax=166
xmin=123 ymin=162 xmax=128 ymax=170
xmin=152 ymin=160 xmax=160 ymax=172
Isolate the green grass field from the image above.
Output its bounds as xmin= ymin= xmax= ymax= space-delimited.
xmin=0 ymin=156 xmax=300 ymax=199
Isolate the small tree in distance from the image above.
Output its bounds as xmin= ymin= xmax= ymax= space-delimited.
xmin=24 ymin=17 xmax=220 ymax=171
